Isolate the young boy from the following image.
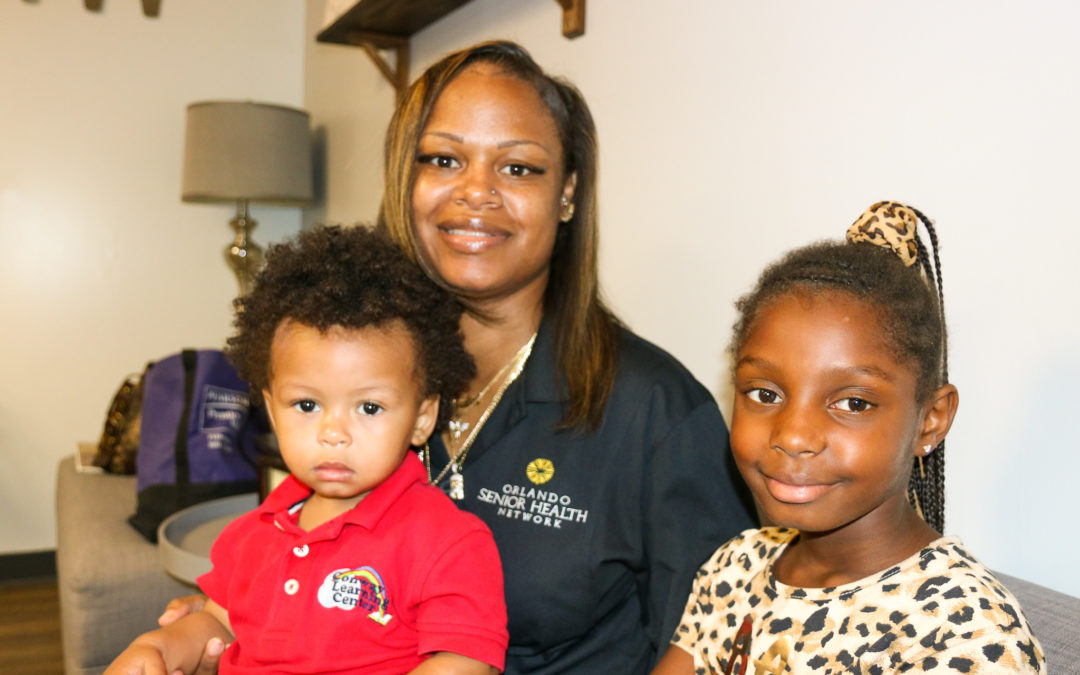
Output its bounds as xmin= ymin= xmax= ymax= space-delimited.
xmin=107 ymin=226 xmax=507 ymax=675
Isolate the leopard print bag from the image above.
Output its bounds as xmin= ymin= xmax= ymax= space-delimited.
xmin=92 ymin=369 xmax=146 ymax=474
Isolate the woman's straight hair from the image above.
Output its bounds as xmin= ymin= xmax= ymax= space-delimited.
xmin=378 ymin=40 xmax=622 ymax=430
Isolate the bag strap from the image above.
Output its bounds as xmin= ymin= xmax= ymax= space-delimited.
xmin=174 ymin=349 xmax=198 ymax=487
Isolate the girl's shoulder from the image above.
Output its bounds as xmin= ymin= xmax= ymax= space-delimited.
xmin=897 ymin=537 xmax=1040 ymax=629
xmin=865 ymin=537 xmax=1046 ymax=670
xmin=895 ymin=537 xmax=1021 ymax=600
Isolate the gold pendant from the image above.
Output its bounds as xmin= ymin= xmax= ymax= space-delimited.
xmin=447 ymin=419 xmax=469 ymax=440
xmin=449 ymin=469 xmax=465 ymax=500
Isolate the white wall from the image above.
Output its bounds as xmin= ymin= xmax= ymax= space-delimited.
xmin=0 ymin=1 xmax=305 ymax=555
xmin=302 ymin=3 xmax=393 ymax=230
xmin=305 ymin=0 xmax=1080 ymax=596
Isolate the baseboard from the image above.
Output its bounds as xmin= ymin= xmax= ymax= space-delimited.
xmin=0 ymin=550 xmax=57 ymax=582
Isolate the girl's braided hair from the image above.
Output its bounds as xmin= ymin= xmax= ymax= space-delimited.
xmin=226 ymin=225 xmax=475 ymax=433
xmin=730 ymin=202 xmax=948 ymax=532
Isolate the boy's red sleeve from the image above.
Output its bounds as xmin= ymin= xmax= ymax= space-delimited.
xmin=196 ymin=514 xmax=249 ymax=609
xmin=414 ymin=526 xmax=508 ymax=670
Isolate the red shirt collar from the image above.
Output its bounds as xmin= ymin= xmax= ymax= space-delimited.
xmin=257 ymin=452 xmax=427 ymax=538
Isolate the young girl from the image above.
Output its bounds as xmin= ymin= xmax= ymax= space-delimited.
xmin=654 ymin=202 xmax=1045 ymax=673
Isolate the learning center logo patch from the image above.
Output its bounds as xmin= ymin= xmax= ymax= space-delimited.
xmin=317 ymin=566 xmax=393 ymax=625
xmin=525 ymin=458 xmax=554 ymax=484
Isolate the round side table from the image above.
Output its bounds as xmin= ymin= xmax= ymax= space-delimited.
xmin=157 ymin=493 xmax=258 ymax=585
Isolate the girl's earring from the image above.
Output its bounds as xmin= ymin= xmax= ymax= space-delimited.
xmin=911 ymin=487 xmax=925 ymax=519
xmin=922 ymin=444 xmax=934 ymax=455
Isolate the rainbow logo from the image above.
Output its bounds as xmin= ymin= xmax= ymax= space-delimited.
xmin=317 ymin=566 xmax=394 ymax=625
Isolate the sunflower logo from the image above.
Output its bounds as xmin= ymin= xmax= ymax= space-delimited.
xmin=525 ymin=458 xmax=554 ymax=485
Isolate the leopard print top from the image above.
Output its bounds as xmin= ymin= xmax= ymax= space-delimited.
xmin=671 ymin=528 xmax=1044 ymax=673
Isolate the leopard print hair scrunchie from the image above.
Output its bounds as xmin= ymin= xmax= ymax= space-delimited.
xmin=846 ymin=201 xmax=920 ymax=267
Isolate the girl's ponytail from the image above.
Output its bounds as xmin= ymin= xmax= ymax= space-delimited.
xmin=846 ymin=201 xmax=948 ymax=532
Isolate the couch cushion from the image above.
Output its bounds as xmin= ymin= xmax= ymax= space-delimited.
xmin=55 ymin=456 xmax=193 ymax=674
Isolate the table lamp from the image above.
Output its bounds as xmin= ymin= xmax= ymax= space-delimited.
xmin=181 ymin=101 xmax=313 ymax=294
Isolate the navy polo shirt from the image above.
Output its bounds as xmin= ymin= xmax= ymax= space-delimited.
xmin=427 ymin=320 xmax=755 ymax=674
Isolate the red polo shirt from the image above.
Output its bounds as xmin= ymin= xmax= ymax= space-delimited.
xmin=198 ymin=453 xmax=507 ymax=674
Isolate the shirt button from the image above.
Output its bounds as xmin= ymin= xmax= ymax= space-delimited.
xmin=293 ymin=545 xmax=309 ymax=557
xmin=284 ymin=579 xmax=299 ymax=595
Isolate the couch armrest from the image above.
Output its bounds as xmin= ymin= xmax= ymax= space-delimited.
xmin=55 ymin=455 xmax=194 ymax=675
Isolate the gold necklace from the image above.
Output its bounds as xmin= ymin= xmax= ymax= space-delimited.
xmin=446 ymin=350 xmax=519 ymax=440
xmin=427 ymin=332 xmax=537 ymax=500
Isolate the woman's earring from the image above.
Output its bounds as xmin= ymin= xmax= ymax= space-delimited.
xmin=923 ymin=444 xmax=934 ymax=455
xmin=560 ymin=197 xmax=575 ymax=222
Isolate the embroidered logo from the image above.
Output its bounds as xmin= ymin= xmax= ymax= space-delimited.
xmin=476 ymin=483 xmax=589 ymax=529
xmin=525 ymin=458 xmax=554 ymax=484
xmin=317 ymin=566 xmax=394 ymax=625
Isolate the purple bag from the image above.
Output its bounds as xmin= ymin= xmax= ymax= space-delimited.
xmin=128 ymin=349 xmax=266 ymax=542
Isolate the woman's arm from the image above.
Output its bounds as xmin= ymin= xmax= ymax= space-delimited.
xmin=407 ymin=653 xmax=498 ymax=675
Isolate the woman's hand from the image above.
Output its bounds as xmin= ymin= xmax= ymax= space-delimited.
xmin=169 ymin=637 xmax=225 ymax=675
xmin=106 ymin=607 xmax=229 ymax=675
xmin=158 ymin=594 xmax=207 ymax=627
xmin=104 ymin=642 xmax=169 ymax=675
xmin=103 ymin=638 xmax=224 ymax=675
xmin=150 ymin=596 xmax=227 ymax=674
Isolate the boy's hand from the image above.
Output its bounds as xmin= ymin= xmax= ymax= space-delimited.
xmin=158 ymin=594 xmax=208 ymax=627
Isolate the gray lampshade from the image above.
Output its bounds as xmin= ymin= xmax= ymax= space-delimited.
xmin=181 ymin=101 xmax=313 ymax=205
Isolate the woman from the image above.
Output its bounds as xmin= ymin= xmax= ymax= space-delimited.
xmin=164 ymin=41 xmax=755 ymax=674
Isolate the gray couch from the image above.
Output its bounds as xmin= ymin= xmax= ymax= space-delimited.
xmin=55 ymin=455 xmax=1080 ymax=673
xmin=55 ymin=455 xmax=192 ymax=675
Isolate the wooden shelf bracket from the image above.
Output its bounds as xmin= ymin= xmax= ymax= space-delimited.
xmin=81 ymin=0 xmax=161 ymax=17
xmin=345 ymin=31 xmax=411 ymax=98
xmin=555 ymin=0 xmax=585 ymax=39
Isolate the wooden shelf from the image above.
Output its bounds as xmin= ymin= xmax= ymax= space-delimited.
xmin=317 ymin=0 xmax=585 ymax=96
xmin=317 ymin=0 xmax=475 ymax=46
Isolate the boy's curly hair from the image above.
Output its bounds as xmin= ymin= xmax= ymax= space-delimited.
xmin=226 ymin=225 xmax=475 ymax=432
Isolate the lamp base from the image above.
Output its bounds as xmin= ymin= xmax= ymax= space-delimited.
xmin=225 ymin=200 xmax=264 ymax=295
